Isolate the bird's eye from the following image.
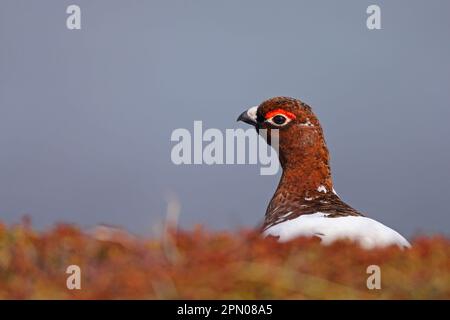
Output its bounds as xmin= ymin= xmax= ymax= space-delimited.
xmin=272 ymin=115 xmax=287 ymax=125
xmin=264 ymin=109 xmax=295 ymax=127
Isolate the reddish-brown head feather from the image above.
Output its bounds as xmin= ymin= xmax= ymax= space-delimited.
xmin=253 ymin=97 xmax=363 ymax=230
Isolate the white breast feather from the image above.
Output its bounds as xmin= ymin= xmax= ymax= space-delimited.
xmin=263 ymin=212 xmax=411 ymax=249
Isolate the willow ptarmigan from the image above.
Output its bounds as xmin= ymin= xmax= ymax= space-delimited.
xmin=238 ymin=97 xmax=410 ymax=249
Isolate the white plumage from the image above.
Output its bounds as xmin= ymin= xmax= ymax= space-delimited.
xmin=263 ymin=212 xmax=411 ymax=249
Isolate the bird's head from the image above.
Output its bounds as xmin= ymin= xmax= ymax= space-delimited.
xmin=238 ymin=96 xmax=333 ymax=195
xmin=237 ymin=97 xmax=328 ymax=169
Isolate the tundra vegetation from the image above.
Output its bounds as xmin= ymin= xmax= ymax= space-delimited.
xmin=0 ymin=221 xmax=448 ymax=299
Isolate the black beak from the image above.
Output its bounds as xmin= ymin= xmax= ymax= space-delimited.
xmin=237 ymin=110 xmax=257 ymax=126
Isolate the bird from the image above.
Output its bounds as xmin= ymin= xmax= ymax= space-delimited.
xmin=237 ymin=97 xmax=411 ymax=249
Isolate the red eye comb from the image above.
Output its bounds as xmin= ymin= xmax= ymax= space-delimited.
xmin=265 ymin=109 xmax=296 ymax=120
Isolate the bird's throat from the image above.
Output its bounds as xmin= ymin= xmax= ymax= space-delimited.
xmin=276 ymin=158 xmax=333 ymax=199
xmin=276 ymin=128 xmax=334 ymax=198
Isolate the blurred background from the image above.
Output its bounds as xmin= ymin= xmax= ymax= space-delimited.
xmin=0 ymin=0 xmax=449 ymax=237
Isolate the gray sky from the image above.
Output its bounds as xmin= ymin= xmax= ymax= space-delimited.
xmin=1 ymin=0 xmax=449 ymax=237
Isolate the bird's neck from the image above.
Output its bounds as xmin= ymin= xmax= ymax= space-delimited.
xmin=276 ymin=130 xmax=333 ymax=198
xmin=264 ymin=150 xmax=334 ymax=222
xmin=276 ymin=160 xmax=333 ymax=199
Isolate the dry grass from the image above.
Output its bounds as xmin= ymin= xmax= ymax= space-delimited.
xmin=0 ymin=221 xmax=448 ymax=299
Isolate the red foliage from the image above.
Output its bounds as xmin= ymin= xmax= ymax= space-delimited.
xmin=0 ymin=222 xmax=448 ymax=299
